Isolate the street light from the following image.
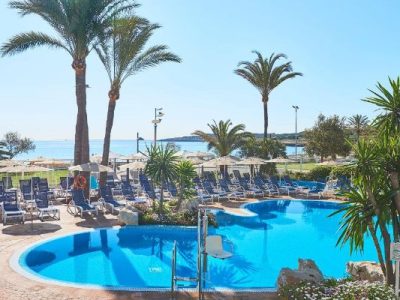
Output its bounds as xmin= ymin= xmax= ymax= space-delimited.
xmin=292 ymin=105 xmax=299 ymax=159
xmin=152 ymin=107 xmax=164 ymax=146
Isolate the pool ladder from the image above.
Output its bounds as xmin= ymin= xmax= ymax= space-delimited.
xmin=171 ymin=210 xmax=206 ymax=300
xmin=171 ymin=241 xmax=199 ymax=295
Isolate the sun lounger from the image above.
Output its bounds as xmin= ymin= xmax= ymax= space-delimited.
xmin=35 ymin=192 xmax=60 ymax=221
xmin=100 ymin=186 xmax=124 ymax=214
xmin=1 ymin=191 xmax=24 ymax=225
xmin=70 ymin=189 xmax=98 ymax=217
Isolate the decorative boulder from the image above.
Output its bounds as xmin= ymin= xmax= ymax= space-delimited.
xmin=346 ymin=261 xmax=384 ymax=282
xmin=118 ymin=207 xmax=139 ymax=225
xmin=277 ymin=259 xmax=324 ymax=288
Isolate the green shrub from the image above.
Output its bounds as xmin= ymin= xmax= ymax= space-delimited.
xmin=278 ymin=279 xmax=395 ymax=300
xmin=330 ymin=165 xmax=355 ymax=179
xmin=136 ymin=203 xmax=218 ymax=227
xmin=305 ymin=166 xmax=332 ymax=181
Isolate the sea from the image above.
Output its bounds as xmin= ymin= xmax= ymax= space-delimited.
xmin=16 ymin=140 xmax=304 ymax=160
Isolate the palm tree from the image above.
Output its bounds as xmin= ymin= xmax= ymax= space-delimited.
xmin=176 ymin=160 xmax=197 ymax=210
xmin=363 ymin=78 xmax=400 ymax=220
xmin=350 ymin=139 xmax=395 ymax=284
xmin=330 ymin=187 xmax=386 ymax=276
xmin=193 ymin=120 xmax=252 ymax=156
xmin=363 ymin=77 xmax=400 ymax=138
xmin=234 ymin=51 xmax=302 ymax=139
xmin=96 ymin=17 xmax=181 ymax=167
xmin=347 ymin=114 xmax=369 ymax=140
xmin=145 ymin=145 xmax=179 ymax=214
xmin=1 ymin=0 xmax=137 ymax=165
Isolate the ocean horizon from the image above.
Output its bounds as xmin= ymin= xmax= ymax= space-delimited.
xmin=15 ymin=140 xmax=304 ymax=160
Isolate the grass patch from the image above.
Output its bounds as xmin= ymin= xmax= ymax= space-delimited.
xmin=0 ymin=170 xmax=69 ymax=188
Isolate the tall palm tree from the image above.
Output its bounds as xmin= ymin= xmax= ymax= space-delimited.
xmin=234 ymin=51 xmax=302 ymax=139
xmin=145 ymin=145 xmax=179 ymax=214
xmin=96 ymin=17 xmax=181 ymax=167
xmin=193 ymin=120 xmax=252 ymax=156
xmin=347 ymin=114 xmax=369 ymax=140
xmin=1 ymin=0 xmax=137 ymax=165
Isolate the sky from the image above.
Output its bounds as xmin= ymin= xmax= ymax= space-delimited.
xmin=1 ymin=0 xmax=400 ymax=140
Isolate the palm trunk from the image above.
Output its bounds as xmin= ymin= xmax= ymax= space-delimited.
xmin=72 ymin=59 xmax=90 ymax=197
xmin=367 ymin=221 xmax=386 ymax=276
xmin=366 ymin=187 xmax=395 ymax=284
xmin=389 ymin=172 xmax=400 ymax=216
xmin=73 ymin=59 xmax=87 ymax=166
xmin=101 ymin=96 xmax=117 ymax=166
xmin=159 ymin=186 xmax=164 ymax=215
xmin=100 ymin=88 xmax=119 ymax=188
xmin=263 ymin=96 xmax=269 ymax=139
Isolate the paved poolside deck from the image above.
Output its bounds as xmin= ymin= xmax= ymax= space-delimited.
xmin=0 ymin=201 xmax=279 ymax=300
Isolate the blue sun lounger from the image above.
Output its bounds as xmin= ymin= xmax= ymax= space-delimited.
xmin=1 ymin=191 xmax=25 ymax=225
xmin=100 ymin=186 xmax=123 ymax=214
xmin=70 ymin=189 xmax=98 ymax=217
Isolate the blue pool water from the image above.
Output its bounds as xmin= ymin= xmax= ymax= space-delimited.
xmin=18 ymin=200 xmax=377 ymax=290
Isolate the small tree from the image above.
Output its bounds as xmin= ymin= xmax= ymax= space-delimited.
xmin=347 ymin=114 xmax=369 ymax=141
xmin=2 ymin=132 xmax=35 ymax=158
xmin=304 ymin=114 xmax=351 ymax=161
xmin=145 ymin=145 xmax=178 ymax=214
xmin=176 ymin=160 xmax=197 ymax=210
xmin=239 ymin=137 xmax=287 ymax=175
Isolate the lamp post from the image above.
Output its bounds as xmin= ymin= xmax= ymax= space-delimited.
xmin=292 ymin=105 xmax=299 ymax=159
xmin=152 ymin=107 xmax=164 ymax=146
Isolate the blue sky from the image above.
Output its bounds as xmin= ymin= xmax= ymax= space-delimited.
xmin=1 ymin=0 xmax=400 ymax=140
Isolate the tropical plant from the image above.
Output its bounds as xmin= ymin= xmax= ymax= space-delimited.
xmin=2 ymin=132 xmax=35 ymax=158
xmin=1 ymin=0 xmax=137 ymax=165
xmin=347 ymin=114 xmax=369 ymax=141
xmin=333 ymin=139 xmax=395 ymax=284
xmin=330 ymin=187 xmax=386 ymax=275
xmin=304 ymin=114 xmax=351 ymax=161
xmin=144 ymin=145 xmax=179 ymax=214
xmin=239 ymin=137 xmax=286 ymax=159
xmin=175 ymin=160 xmax=197 ymax=210
xmin=96 ymin=16 xmax=181 ymax=166
xmin=193 ymin=120 xmax=253 ymax=157
xmin=363 ymin=77 xmax=400 ymax=138
xmin=234 ymin=51 xmax=302 ymax=138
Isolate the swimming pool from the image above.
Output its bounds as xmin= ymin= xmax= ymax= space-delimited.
xmin=14 ymin=200 xmax=378 ymax=290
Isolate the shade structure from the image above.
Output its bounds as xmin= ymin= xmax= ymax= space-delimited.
xmin=200 ymin=155 xmax=240 ymax=168
xmin=266 ymin=157 xmax=295 ymax=163
xmin=69 ymin=162 xmax=113 ymax=173
xmin=185 ymin=157 xmax=205 ymax=165
xmin=33 ymin=159 xmax=70 ymax=167
xmin=118 ymin=161 xmax=146 ymax=171
xmin=236 ymin=157 xmax=268 ymax=165
xmin=0 ymin=165 xmax=53 ymax=173
xmin=185 ymin=151 xmax=215 ymax=160
xmin=0 ymin=159 xmax=23 ymax=167
xmin=29 ymin=156 xmax=52 ymax=162
xmin=123 ymin=152 xmax=148 ymax=161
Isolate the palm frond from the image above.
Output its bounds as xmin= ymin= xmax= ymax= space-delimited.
xmin=1 ymin=31 xmax=71 ymax=56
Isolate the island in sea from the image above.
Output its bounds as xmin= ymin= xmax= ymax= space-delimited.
xmin=160 ymin=132 xmax=306 ymax=146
